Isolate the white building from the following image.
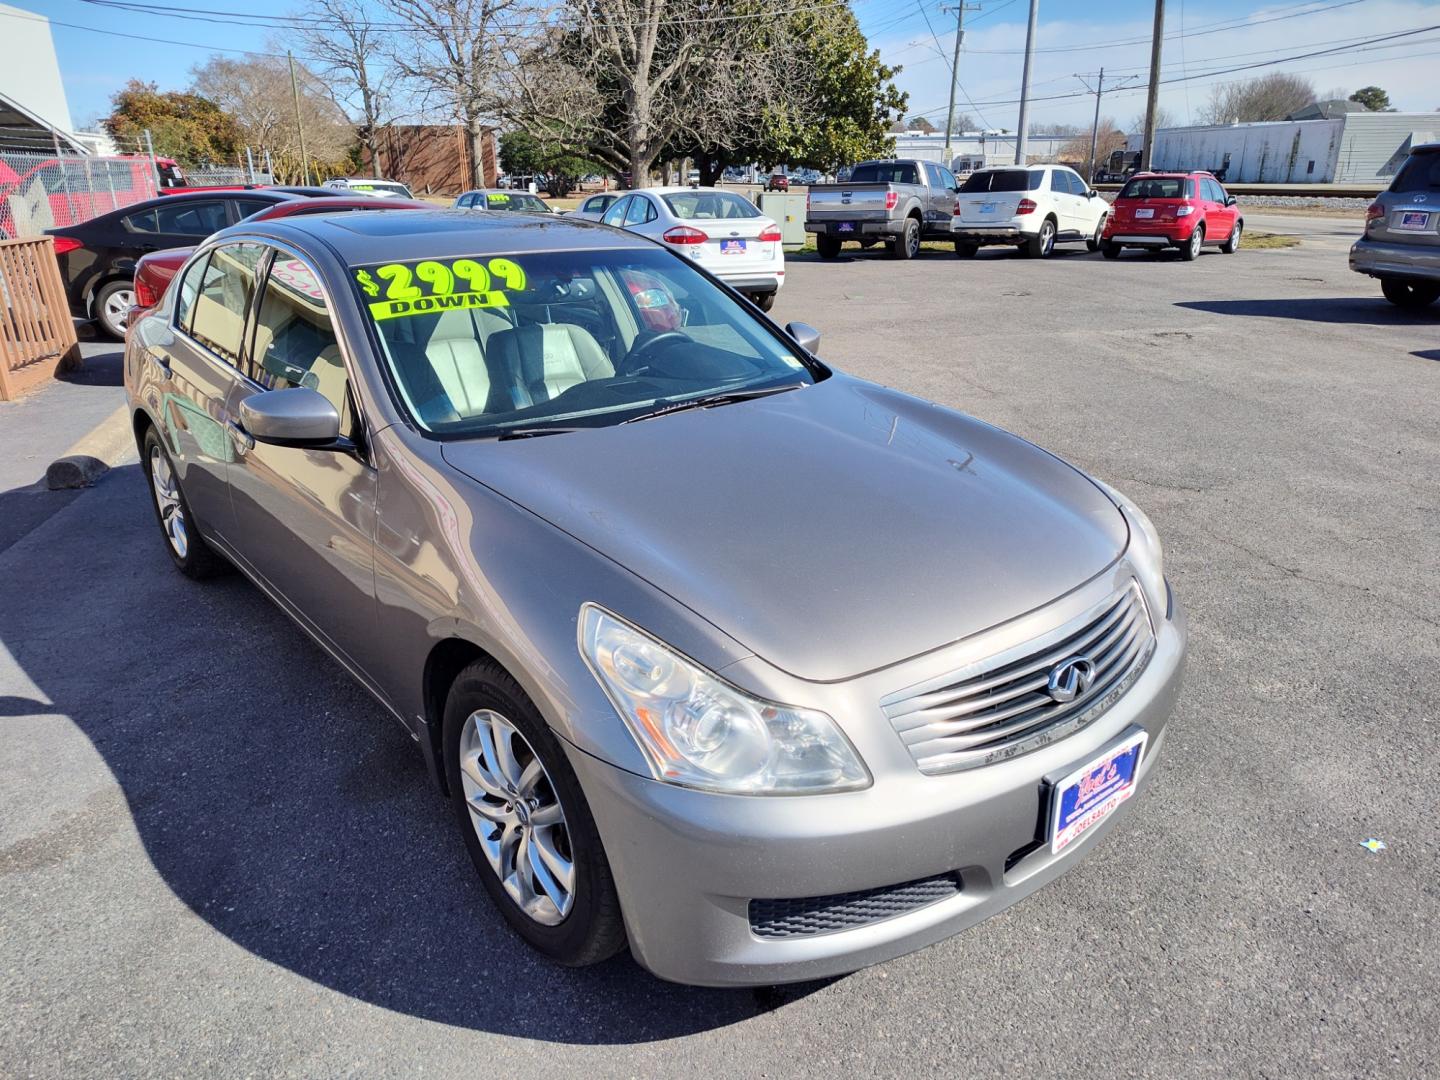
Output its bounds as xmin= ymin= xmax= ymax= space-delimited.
xmin=1125 ymin=111 xmax=1438 ymax=184
xmin=891 ymin=131 xmax=1077 ymax=173
xmin=0 ymin=2 xmax=83 ymax=152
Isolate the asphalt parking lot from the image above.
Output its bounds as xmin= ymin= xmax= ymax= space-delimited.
xmin=2 ymin=213 xmax=1437 ymax=1078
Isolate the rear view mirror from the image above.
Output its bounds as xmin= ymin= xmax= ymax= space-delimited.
xmin=785 ymin=321 xmax=821 ymax=355
xmin=239 ymin=387 xmax=343 ymax=449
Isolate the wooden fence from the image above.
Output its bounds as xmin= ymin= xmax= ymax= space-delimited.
xmin=0 ymin=237 xmax=81 ymax=401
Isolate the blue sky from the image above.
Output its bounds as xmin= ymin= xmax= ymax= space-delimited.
xmin=13 ymin=0 xmax=1440 ymax=132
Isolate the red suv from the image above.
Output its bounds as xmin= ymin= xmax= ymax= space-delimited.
xmin=1100 ymin=171 xmax=1243 ymax=261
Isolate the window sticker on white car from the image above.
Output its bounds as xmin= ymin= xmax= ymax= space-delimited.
xmin=354 ymin=258 xmax=529 ymax=321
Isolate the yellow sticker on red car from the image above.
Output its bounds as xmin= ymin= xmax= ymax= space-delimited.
xmin=354 ymin=258 xmax=529 ymax=321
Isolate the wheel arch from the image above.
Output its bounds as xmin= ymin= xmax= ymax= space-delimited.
xmin=422 ymin=636 xmax=503 ymax=796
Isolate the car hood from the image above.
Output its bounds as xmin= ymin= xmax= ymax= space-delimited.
xmin=441 ymin=375 xmax=1128 ymax=682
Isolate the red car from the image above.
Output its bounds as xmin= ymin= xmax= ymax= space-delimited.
xmin=128 ymin=196 xmax=430 ymax=323
xmin=765 ymin=173 xmax=790 ymax=192
xmin=1100 ymin=171 xmax=1243 ymax=261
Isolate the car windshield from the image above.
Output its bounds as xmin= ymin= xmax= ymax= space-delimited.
xmin=960 ymin=169 xmax=1044 ymax=193
xmin=661 ymin=191 xmax=760 ymax=220
xmin=1391 ymin=152 xmax=1440 ymax=193
xmin=1119 ymin=177 xmax=1189 ymax=199
xmin=353 ymin=248 xmax=817 ymax=438
xmin=849 ymin=162 xmax=917 ymax=184
xmin=481 ymin=192 xmax=551 ymax=212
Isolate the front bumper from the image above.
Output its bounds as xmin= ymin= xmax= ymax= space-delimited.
xmin=566 ymin=597 xmax=1187 ymax=986
xmin=1349 ymin=237 xmax=1440 ymax=281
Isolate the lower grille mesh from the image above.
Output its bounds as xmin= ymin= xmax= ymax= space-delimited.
xmin=748 ymin=873 xmax=962 ymax=939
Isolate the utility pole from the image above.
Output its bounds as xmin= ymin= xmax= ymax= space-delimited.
xmin=1014 ymin=0 xmax=1040 ymax=164
xmin=1085 ymin=69 xmax=1105 ymax=182
xmin=288 ymin=51 xmax=311 ymax=186
xmin=942 ymin=4 xmax=982 ymax=167
xmin=1140 ymin=0 xmax=1165 ymax=170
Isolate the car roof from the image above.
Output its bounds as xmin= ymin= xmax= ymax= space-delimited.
xmin=254 ymin=196 xmax=430 ymax=219
xmin=634 ymin=186 xmax=745 ymax=195
xmin=238 ymin=208 xmax=649 ymax=264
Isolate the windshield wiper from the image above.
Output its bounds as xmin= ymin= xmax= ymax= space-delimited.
xmin=494 ymin=426 xmax=587 ymax=441
xmin=620 ymin=383 xmax=803 ymax=425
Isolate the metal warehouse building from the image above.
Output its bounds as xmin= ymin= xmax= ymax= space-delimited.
xmin=1126 ymin=110 xmax=1438 ymax=184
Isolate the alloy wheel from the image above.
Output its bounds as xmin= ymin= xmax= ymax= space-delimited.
xmin=1041 ymin=222 xmax=1055 ymax=256
xmin=458 ymin=709 xmax=575 ymax=925
xmin=104 ymin=288 xmax=134 ymax=333
xmin=1189 ymin=228 xmax=1203 ymax=259
xmin=148 ymin=445 xmax=188 ymax=559
xmin=906 ymin=225 xmax=920 ymax=258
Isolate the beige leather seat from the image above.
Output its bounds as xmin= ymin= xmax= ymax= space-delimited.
xmin=422 ymin=307 xmax=512 ymax=416
xmin=486 ymin=324 xmax=615 ymax=408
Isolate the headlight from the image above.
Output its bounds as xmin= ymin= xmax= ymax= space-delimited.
xmin=579 ymin=605 xmax=870 ymax=795
xmin=1093 ymin=479 xmax=1167 ymax=621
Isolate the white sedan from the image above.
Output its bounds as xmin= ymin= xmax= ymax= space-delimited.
xmin=599 ymin=187 xmax=784 ymax=310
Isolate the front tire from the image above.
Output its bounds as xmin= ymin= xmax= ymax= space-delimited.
xmin=1380 ymin=277 xmax=1440 ymax=308
xmin=94 ymin=279 xmax=134 ymax=340
xmin=1180 ymin=224 xmax=1204 ymax=261
xmin=142 ymin=426 xmax=228 ymax=579
xmin=892 ymin=217 xmax=920 ymax=260
xmin=1024 ymin=218 xmax=1056 ymax=258
xmin=444 ymin=660 xmax=626 ymax=967
xmin=1220 ymin=221 xmax=1242 ymax=254
xmin=1087 ymin=215 xmax=1106 ymax=252
xmin=816 ymin=234 xmax=841 ymax=260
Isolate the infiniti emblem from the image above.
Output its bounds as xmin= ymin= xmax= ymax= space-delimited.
xmin=1047 ymin=656 xmax=1097 ymax=703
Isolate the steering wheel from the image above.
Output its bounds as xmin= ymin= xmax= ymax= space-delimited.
xmin=618 ymin=330 xmax=690 ymax=376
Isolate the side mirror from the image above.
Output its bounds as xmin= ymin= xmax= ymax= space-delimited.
xmin=1225 ymin=195 xmax=1238 ymax=206
xmin=1086 ymin=189 xmax=1098 ymax=198
xmin=785 ymin=321 xmax=821 ymax=355
xmin=238 ymin=387 xmax=342 ymax=449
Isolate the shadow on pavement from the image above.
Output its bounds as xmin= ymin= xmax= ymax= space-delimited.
xmin=58 ymin=344 xmax=124 ymax=388
xmin=1176 ymin=297 xmax=1440 ymax=325
xmin=1413 ymin=349 xmax=1440 ymax=362
xmin=0 ymin=465 xmax=830 ymax=1042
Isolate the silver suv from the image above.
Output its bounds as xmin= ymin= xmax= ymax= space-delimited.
xmin=1350 ymin=143 xmax=1440 ymax=308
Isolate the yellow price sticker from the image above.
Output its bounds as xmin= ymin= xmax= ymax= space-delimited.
xmin=355 ymin=257 xmax=529 ymax=321
xmin=486 ymin=192 xmax=511 ymax=204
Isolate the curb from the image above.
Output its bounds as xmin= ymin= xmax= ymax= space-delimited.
xmin=45 ymin=404 xmax=135 ymax=490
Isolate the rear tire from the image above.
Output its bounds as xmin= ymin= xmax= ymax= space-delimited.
xmin=954 ymin=240 xmax=978 ymax=258
xmin=753 ymin=292 xmax=776 ymax=312
xmin=892 ymin=217 xmax=920 ymax=260
xmin=94 ymin=279 xmax=134 ymax=340
xmin=816 ymin=234 xmax=841 ymax=260
xmin=1101 ymin=240 xmax=1122 ymax=260
xmin=1180 ymin=224 xmax=1204 ymax=261
xmin=1380 ymin=277 xmax=1440 ymax=308
xmin=1220 ymin=221 xmax=1242 ymax=254
xmin=444 ymin=659 xmax=626 ymax=967
xmin=1024 ymin=218 xmax=1056 ymax=259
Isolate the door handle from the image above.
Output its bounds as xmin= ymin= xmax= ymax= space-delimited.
xmin=224 ymin=419 xmax=254 ymax=456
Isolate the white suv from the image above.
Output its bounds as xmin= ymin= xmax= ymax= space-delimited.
xmin=321 ymin=178 xmax=415 ymax=199
xmin=952 ymin=165 xmax=1109 ymax=258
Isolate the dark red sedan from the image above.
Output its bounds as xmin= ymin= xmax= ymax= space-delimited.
xmin=128 ymin=196 xmax=430 ymax=325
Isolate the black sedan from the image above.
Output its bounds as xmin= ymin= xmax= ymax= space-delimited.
xmin=47 ymin=190 xmax=307 ymax=339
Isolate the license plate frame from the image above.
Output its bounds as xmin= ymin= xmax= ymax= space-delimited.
xmin=719 ymin=239 xmax=747 ymax=254
xmin=1047 ymin=729 xmax=1148 ymax=855
xmin=836 ymin=222 xmax=855 ymax=233
xmin=1396 ymin=211 xmax=1430 ymax=230
xmin=1135 ymin=207 xmax=1155 ymax=219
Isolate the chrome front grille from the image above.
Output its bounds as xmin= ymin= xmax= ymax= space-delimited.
xmin=882 ymin=582 xmax=1155 ymax=774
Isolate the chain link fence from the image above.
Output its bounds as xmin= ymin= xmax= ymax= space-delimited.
xmin=0 ymin=151 xmax=160 ymax=238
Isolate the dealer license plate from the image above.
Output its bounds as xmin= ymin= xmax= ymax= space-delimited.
xmin=719 ymin=239 xmax=747 ymax=254
xmin=836 ymin=222 xmax=855 ymax=233
xmin=1135 ymin=208 xmax=1155 ymax=219
xmin=1049 ymin=730 xmax=1148 ymax=854
xmin=1396 ymin=211 xmax=1430 ymax=230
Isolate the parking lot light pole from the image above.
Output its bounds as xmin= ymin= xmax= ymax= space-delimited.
xmin=1014 ymin=0 xmax=1039 ymax=164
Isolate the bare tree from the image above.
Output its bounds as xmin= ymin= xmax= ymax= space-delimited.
xmin=1198 ymin=73 xmax=1316 ymax=124
xmin=191 ymin=55 xmax=355 ymax=180
xmin=379 ymin=0 xmax=524 ymax=188
xmin=293 ymin=0 xmax=392 ymax=177
xmin=1059 ymin=118 xmax=1124 ymax=164
xmin=1129 ymin=106 xmax=1175 ymax=133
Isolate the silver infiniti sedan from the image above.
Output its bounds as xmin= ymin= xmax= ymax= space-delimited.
xmin=123 ymin=210 xmax=1186 ymax=986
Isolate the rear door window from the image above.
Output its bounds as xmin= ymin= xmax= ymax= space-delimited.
xmin=231 ymin=197 xmax=277 ymax=220
xmin=153 ymin=200 xmax=230 ymax=238
xmin=187 ymin=242 xmax=266 ymax=367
